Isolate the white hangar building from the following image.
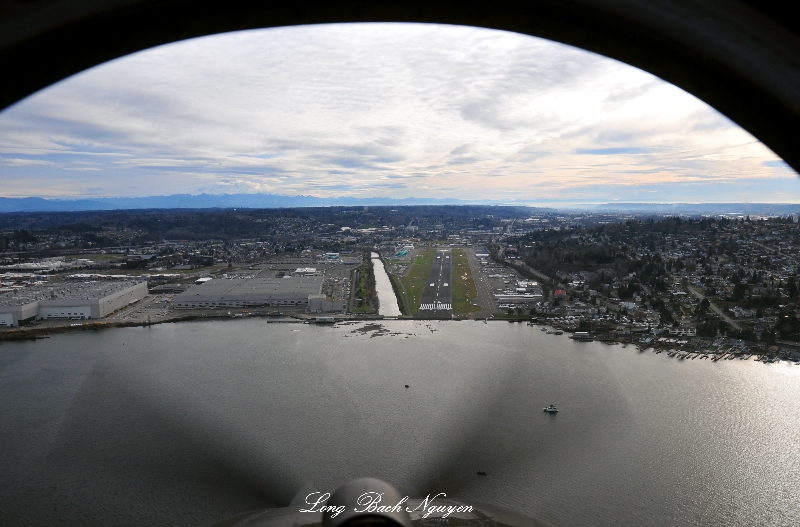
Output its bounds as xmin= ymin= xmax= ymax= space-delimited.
xmin=0 ymin=280 xmax=148 ymax=326
xmin=174 ymin=276 xmax=324 ymax=309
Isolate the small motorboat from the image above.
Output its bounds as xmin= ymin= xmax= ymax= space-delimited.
xmin=543 ymin=405 xmax=558 ymax=413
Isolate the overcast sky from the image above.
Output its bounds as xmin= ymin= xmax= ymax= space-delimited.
xmin=0 ymin=23 xmax=796 ymax=204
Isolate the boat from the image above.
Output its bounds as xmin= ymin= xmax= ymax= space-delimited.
xmin=543 ymin=405 xmax=558 ymax=413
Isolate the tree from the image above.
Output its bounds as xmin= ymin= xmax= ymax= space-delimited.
xmin=777 ymin=313 xmax=800 ymax=339
xmin=697 ymin=321 xmax=718 ymax=337
xmin=789 ymin=277 xmax=798 ymax=301
xmin=731 ymin=327 xmax=755 ymax=340
xmin=731 ymin=283 xmax=748 ymax=301
xmin=696 ymin=297 xmax=710 ymax=317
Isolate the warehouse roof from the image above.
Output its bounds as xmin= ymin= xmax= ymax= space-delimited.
xmin=175 ymin=276 xmax=323 ymax=300
xmin=0 ymin=280 xmax=144 ymax=306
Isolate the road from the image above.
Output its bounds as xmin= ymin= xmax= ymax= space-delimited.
xmin=750 ymin=240 xmax=783 ymax=256
xmin=347 ymin=266 xmax=358 ymax=313
xmin=688 ymin=285 xmax=741 ymax=331
xmin=503 ymin=256 xmax=552 ymax=284
xmin=417 ymin=248 xmax=452 ymax=318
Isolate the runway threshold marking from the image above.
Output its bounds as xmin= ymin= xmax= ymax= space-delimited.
xmin=419 ymin=302 xmax=452 ymax=310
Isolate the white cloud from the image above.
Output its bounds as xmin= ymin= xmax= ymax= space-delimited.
xmin=0 ymin=23 xmax=795 ymax=201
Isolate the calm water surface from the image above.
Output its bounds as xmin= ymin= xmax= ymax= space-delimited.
xmin=1 ymin=320 xmax=798 ymax=527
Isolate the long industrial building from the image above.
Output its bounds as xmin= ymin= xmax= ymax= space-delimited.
xmin=0 ymin=280 xmax=148 ymax=326
xmin=173 ymin=276 xmax=325 ymax=309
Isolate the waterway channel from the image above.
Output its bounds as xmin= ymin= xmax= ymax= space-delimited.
xmin=371 ymin=251 xmax=401 ymax=316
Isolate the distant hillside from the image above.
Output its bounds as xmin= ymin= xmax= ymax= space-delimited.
xmin=2 ymin=195 xmax=800 ymax=215
xmin=0 ymin=194 xmax=503 ymax=212
xmin=592 ymin=202 xmax=800 ymax=215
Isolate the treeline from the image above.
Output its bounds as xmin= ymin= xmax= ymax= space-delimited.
xmin=525 ymin=243 xmax=625 ymax=275
xmin=0 ymin=205 xmax=540 ymax=243
xmin=0 ymin=229 xmax=40 ymax=249
xmin=524 ymin=245 xmax=670 ymax=295
xmin=353 ymin=254 xmax=378 ymax=313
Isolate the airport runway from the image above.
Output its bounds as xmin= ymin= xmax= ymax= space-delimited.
xmin=417 ymin=248 xmax=452 ymax=318
xmin=464 ymin=247 xmax=495 ymax=318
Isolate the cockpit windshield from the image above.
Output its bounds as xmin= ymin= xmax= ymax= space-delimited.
xmin=1 ymin=23 xmax=799 ymax=527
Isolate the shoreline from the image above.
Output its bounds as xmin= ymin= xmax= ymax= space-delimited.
xmin=3 ymin=315 xmax=799 ymax=366
xmin=0 ymin=312 xmax=397 ymax=341
xmin=0 ymin=315 xmax=205 ymax=341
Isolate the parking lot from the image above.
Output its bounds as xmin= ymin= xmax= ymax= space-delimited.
xmin=473 ymin=261 xmax=543 ymax=315
xmin=111 ymin=294 xmax=175 ymax=322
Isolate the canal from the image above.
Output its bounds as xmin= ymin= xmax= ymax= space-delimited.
xmin=371 ymin=251 xmax=401 ymax=316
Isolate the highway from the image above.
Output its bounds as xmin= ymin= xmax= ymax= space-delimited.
xmin=417 ymin=248 xmax=452 ymax=318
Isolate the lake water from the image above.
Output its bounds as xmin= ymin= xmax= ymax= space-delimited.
xmin=371 ymin=252 xmax=401 ymax=316
xmin=1 ymin=319 xmax=799 ymax=527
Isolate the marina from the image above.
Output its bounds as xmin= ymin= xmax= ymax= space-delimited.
xmin=523 ymin=319 xmax=800 ymax=367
